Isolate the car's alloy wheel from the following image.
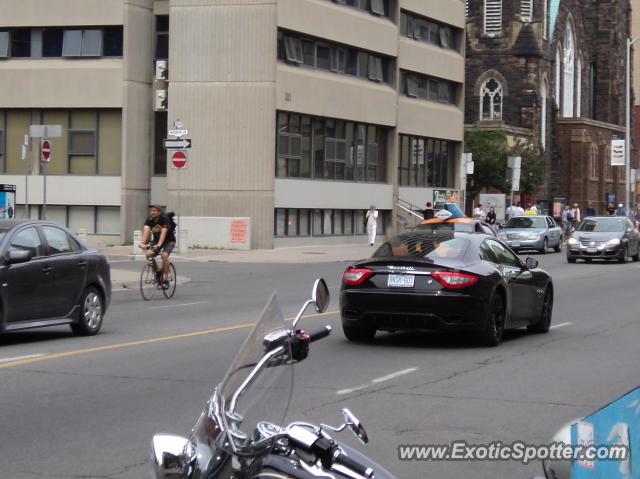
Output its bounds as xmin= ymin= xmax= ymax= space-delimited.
xmin=540 ymin=237 xmax=548 ymax=254
xmin=479 ymin=293 xmax=505 ymax=347
xmin=342 ymin=323 xmax=376 ymax=342
xmin=619 ymin=245 xmax=628 ymax=263
xmin=527 ymin=287 xmax=553 ymax=334
xmin=553 ymin=241 xmax=561 ymax=253
xmin=71 ymin=286 xmax=104 ymax=336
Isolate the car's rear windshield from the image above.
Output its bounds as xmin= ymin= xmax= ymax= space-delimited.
xmin=414 ymin=222 xmax=474 ymax=233
xmin=506 ymin=217 xmax=546 ymax=228
xmin=373 ymin=233 xmax=469 ymax=260
xmin=577 ymin=218 xmax=626 ymax=232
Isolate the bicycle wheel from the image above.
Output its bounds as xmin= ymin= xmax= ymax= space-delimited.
xmin=140 ymin=263 xmax=157 ymax=301
xmin=162 ymin=263 xmax=177 ymax=299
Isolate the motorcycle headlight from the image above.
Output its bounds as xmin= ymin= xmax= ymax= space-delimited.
xmin=567 ymin=237 xmax=578 ymax=245
xmin=606 ymin=238 xmax=621 ymax=246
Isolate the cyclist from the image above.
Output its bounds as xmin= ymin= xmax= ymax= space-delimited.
xmin=139 ymin=204 xmax=175 ymax=288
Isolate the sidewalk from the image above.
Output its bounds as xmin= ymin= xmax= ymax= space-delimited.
xmin=106 ymin=243 xmax=377 ymax=290
xmin=100 ymin=243 xmax=377 ymax=264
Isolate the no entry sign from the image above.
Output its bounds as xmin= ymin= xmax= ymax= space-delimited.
xmin=171 ymin=150 xmax=188 ymax=169
xmin=41 ymin=139 xmax=52 ymax=163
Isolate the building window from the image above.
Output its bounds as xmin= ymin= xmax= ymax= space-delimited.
xmin=154 ymin=112 xmax=168 ymax=175
xmin=540 ymin=81 xmax=547 ymax=150
xmin=10 ymin=29 xmax=31 ymax=57
xmin=520 ymin=0 xmax=532 ymax=22
xmin=400 ymin=11 xmax=460 ymax=51
xmin=555 ymin=48 xmax=561 ymax=107
xmin=331 ymin=0 xmax=392 ymax=19
xmin=562 ymin=22 xmax=575 ymax=117
xmin=275 ymin=208 xmax=384 ymax=237
xmin=103 ymin=27 xmax=123 ymax=57
xmin=576 ymin=58 xmax=582 ymax=118
xmin=276 ymin=112 xmax=387 ymax=183
xmin=484 ymin=0 xmax=502 ymax=35
xmin=46 ymin=205 xmax=120 ymax=235
xmin=43 ymin=28 xmax=64 ymax=57
xmin=588 ymin=62 xmax=596 ymax=119
xmin=62 ymin=29 xmax=102 ymax=57
xmin=0 ymin=31 xmax=9 ymax=57
xmin=68 ymin=130 xmax=96 ymax=156
xmin=155 ymin=16 xmax=169 ymax=60
xmin=278 ymin=30 xmax=390 ymax=83
xmin=543 ymin=0 xmax=548 ymax=39
xmin=401 ymin=71 xmax=458 ymax=105
xmin=480 ymin=77 xmax=503 ymax=120
xmin=398 ymin=135 xmax=455 ymax=187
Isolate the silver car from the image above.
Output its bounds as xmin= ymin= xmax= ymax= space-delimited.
xmin=498 ymin=215 xmax=563 ymax=253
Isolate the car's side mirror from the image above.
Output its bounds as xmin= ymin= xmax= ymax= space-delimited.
xmin=312 ymin=278 xmax=330 ymax=313
xmin=6 ymin=249 xmax=32 ymax=265
xmin=525 ymin=257 xmax=539 ymax=269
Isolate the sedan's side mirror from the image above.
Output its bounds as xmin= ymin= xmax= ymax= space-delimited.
xmin=525 ymin=257 xmax=539 ymax=269
xmin=6 ymin=249 xmax=32 ymax=265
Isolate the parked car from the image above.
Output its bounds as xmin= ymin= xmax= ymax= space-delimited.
xmin=340 ymin=231 xmax=553 ymax=346
xmin=414 ymin=216 xmax=497 ymax=237
xmin=497 ymin=214 xmax=562 ymax=253
xmin=566 ymin=216 xmax=640 ymax=263
xmin=0 ymin=220 xmax=111 ymax=336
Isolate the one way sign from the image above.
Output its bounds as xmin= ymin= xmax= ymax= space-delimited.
xmin=163 ymin=138 xmax=192 ymax=149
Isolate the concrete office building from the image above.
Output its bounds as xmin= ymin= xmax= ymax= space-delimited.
xmin=0 ymin=0 xmax=465 ymax=248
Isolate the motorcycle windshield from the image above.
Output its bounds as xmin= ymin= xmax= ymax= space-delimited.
xmin=218 ymin=292 xmax=294 ymax=454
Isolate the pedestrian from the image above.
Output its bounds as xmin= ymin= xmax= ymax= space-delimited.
xmin=616 ymin=203 xmax=626 ymax=216
xmin=561 ymin=205 xmax=574 ymax=238
xmin=635 ymin=206 xmax=640 ymax=225
xmin=528 ymin=203 xmax=538 ymax=213
xmin=366 ymin=205 xmax=378 ymax=246
xmin=606 ymin=202 xmax=616 ymax=216
xmin=585 ymin=201 xmax=596 ymax=217
xmin=486 ymin=207 xmax=497 ymax=226
xmin=473 ymin=204 xmax=486 ymax=221
xmin=515 ymin=202 xmax=525 ymax=216
xmin=571 ymin=203 xmax=581 ymax=225
xmin=422 ymin=202 xmax=434 ymax=220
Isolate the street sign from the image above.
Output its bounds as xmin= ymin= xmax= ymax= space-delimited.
xmin=611 ymin=139 xmax=625 ymax=166
xmin=163 ymin=138 xmax=192 ymax=149
xmin=29 ymin=124 xmax=62 ymax=138
xmin=171 ymin=150 xmax=188 ymax=169
xmin=168 ymin=129 xmax=188 ymax=137
xmin=41 ymin=139 xmax=52 ymax=163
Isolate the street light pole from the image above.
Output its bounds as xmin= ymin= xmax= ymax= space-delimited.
xmin=625 ymin=37 xmax=640 ymax=215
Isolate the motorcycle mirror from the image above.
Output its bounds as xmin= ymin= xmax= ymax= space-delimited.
xmin=341 ymin=408 xmax=369 ymax=445
xmin=151 ymin=434 xmax=192 ymax=479
xmin=312 ymin=278 xmax=330 ymax=313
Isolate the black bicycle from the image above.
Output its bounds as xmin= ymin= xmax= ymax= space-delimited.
xmin=139 ymin=248 xmax=176 ymax=300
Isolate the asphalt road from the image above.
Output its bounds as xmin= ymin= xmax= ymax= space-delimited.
xmin=1 ymin=250 xmax=639 ymax=478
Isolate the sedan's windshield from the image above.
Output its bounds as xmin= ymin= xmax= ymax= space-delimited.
xmin=506 ymin=217 xmax=546 ymax=229
xmin=578 ymin=218 xmax=626 ymax=232
xmin=374 ymin=233 xmax=469 ymax=260
xmin=415 ymin=222 xmax=474 ymax=233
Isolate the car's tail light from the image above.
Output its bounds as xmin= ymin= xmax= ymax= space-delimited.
xmin=432 ymin=271 xmax=478 ymax=289
xmin=343 ymin=268 xmax=373 ymax=285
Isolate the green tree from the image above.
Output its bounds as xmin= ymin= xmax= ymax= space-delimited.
xmin=508 ymin=138 xmax=546 ymax=196
xmin=464 ymin=129 xmax=509 ymax=199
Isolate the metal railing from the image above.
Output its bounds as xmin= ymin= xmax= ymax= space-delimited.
xmin=395 ymin=197 xmax=424 ymax=232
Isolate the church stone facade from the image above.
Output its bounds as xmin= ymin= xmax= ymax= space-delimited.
xmin=465 ymin=0 xmax=632 ymax=215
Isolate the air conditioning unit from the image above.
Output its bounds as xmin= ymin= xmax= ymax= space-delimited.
xmin=155 ymin=60 xmax=168 ymax=80
xmin=155 ymin=89 xmax=168 ymax=111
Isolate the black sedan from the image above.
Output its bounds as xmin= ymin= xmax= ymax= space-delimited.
xmin=340 ymin=231 xmax=553 ymax=346
xmin=0 ymin=220 xmax=111 ymax=336
xmin=566 ymin=216 xmax=640 ymax=263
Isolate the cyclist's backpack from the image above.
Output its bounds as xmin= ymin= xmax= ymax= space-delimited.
xmin=167 ymin=212 xmax=177 ymax=235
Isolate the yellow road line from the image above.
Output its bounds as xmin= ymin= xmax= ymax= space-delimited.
xmin=0 ymin=310 xmax=339 ymax=370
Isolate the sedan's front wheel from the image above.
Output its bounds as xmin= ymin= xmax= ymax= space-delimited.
xmin=71 ymin=286 xmax=104 ymax=336
xmin=479 ymin=293 xmax=505 ymax=347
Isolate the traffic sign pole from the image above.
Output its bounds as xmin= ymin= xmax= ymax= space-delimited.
xmin=40 ymin=139 xmax=52 ymax=220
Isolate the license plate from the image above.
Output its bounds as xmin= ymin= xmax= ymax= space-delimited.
xmin=511 ymin=241 xmax=521 ymax=248
xmin=587 ymin=248 xmax=597 ymax=253
xmin=387 ymin=274 xmax=414 ymax=288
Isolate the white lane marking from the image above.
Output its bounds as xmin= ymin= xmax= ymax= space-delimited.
xmin=550 ymin=322 xmax=572 ymax=330
xmin=371 ymin=367 xmax=419 ymax=384
xmin=337 ymin=367 xmax=418 ymax=395
xmin=0 ymin=354 xmax=45 ymax=364
xmin=336 ymin=384 xmax=369 ymax=395
xmin=147 ymin=301 xmax=209 ymax=311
